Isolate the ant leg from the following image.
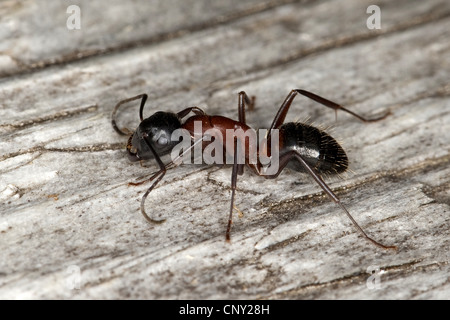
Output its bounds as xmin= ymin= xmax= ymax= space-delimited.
xmin=137 ymin=94 xmax=148 ymax=122
xmin=267 ymin=89 xmax=390 ymax=144
xmin=226 ymin=138 xmax=244 ymax=241
xmin=135 ymin=136 xmax=206 ymax=223
xmin=236 ymin=91 xmax=255 ymax=175
xmin=268 ymin=90 xmax=296 ymax=131
xmin=237 ymin=91 xmax=256 ymax=125
xmin=137 ymin=135 xmax=167 ymax=224
xmin=294 ymin=89 xmax=390 ymax=123
xmin=264 ymin=150 xmax=397 ymax=250
xmin=228 ymin=91 xmax=256 ymax=222
xmin=128 ymin=171 xmax=161 ymax=186
xmin=112 ymin=94 xmax=148 ymax=135
xmin=138 ymin=169 xmax=167 ymax=224
xmin=177 ymin=106 xmax=205 ymax=119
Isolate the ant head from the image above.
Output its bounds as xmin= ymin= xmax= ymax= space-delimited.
xmin=127 ymin=111 xmax=182 ymax=161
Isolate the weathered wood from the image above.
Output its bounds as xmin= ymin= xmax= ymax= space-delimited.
xmin=0 ymin=0 xmax=299 ymax=78
xmin=0 ymin=0 xmax=449 ymax=299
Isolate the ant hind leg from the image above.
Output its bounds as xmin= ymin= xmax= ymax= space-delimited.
xmin=263 ymin=150 xmax=397 ymax=250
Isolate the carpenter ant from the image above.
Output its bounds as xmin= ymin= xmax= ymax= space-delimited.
xmin=112 ymin=89 xmax=396 ymax=250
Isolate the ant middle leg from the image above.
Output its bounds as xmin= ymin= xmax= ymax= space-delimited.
xmin=226 ymin=138 xmax=245 ymax=241
xmin=236 ymin=91 xmax=255 ymax=175
xmin=237 ymin=91 xmax=256 ymax=125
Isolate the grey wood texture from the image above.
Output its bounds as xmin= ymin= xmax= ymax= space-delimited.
xmin=0 ymin=0 xmax=449 ymax=299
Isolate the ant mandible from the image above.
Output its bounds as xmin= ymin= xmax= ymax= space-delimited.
xmin=112 ymin=89 xmax=397 ymax=250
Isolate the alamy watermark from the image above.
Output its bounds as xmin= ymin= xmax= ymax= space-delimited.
xmin=66 ymin=5 xmax=81 ymax=30
xmin=366 ymin=265 xmax=383 ymax=290
xmin=66 ymin=265 xmax=81 ymax=290
xmin=366 ymin=5 xmax=381 ymax=30
xmin=143 ymin=122 xmax=281 ymax=175
xmin=65 ymin=5 xmax=381 ymax=31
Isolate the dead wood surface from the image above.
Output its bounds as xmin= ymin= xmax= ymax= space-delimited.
xmin=0 ymin=0 xmax=449 ymax=299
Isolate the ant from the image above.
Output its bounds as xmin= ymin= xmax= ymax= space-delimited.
xmin=112 ymin=89 xmax=397 ymax=250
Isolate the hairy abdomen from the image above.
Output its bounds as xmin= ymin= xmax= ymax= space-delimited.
xmin=280 ymin=122 xmax=348 ymax=174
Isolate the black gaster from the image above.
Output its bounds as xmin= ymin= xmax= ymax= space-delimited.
xmin=280 ymin=122 xmax=348 ymax=175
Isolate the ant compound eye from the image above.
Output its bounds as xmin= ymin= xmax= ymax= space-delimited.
xmin=151 ymin=127 xmax=159 ymax=135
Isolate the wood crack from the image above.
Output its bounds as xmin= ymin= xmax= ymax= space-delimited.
xmin=266 ymin=259 xmax=448 ymax=299
xmin=0 ymin=104 xmax=98 ymax=133
xmin=2 ymin=1 xmax=449 ymax=83
xmin=0 ymin=142 xmax=125 ymax=162
xmin=214 ymin=8 xmax=450 ymax=85
xmin=0 ymin=0 xmax=306 ymax=79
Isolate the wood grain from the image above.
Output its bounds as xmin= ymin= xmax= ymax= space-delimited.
xmin=0 ymin=0 xmax=449 ymax=299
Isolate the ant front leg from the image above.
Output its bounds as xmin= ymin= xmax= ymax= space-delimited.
xmin=135 ymin=134 xmax=168 ymax=224
xmin=133 ymin=136 xmax=207 ymax=224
